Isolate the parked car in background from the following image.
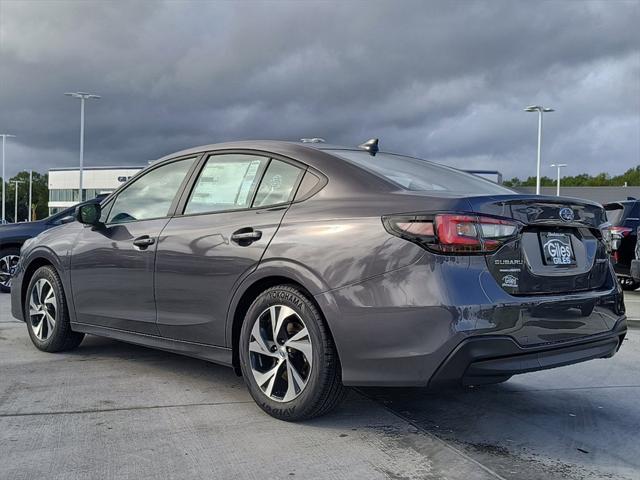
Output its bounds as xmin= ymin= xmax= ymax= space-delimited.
xmin=604 ymin=199 xmax=640 ymax=290
xmin=0 ymin=195 xmax=107 ymax=293
xmin=11 ymin=140 xmax=626 ymax=421
xmin=630 ymin=227 xmax=640 ymax=284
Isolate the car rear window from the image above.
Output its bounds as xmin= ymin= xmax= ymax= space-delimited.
xmin=330 ymin=150 xmax=514 ymax=195
xmin=605 ymin=203 xmax=630 ymax=226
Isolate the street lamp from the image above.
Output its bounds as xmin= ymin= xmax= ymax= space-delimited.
xmin=11 ymin=180 xmax=23 ymax=223
xmin=65 ymin=92 xmax=100 ymax=202
xmin=524 ymin=105 xmax=554 ymax=195
xmin=0 ymin=133 xmax=16 ymax=224
xmin=28 ymin=170 xmax=33 ymax=222
xmin=550 ymin=163 xmax=567 ymax=196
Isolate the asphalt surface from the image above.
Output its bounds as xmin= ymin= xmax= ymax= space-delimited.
xmin=1 ymin=291 xmax=639 ymax=480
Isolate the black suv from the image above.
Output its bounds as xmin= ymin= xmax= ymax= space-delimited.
xmin=605 ymin=199 xmax=640 ymax=290
xmin=0 ymin=196 xmax=106 ymax=293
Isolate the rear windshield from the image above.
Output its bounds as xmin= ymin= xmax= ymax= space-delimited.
xmin=605 ymin=203 xmax=632 ymax=226
xmin=330 ymin=150 xmax=514 ymax=195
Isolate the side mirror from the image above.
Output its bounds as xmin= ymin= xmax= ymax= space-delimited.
xmin=75 ymin=203 xmax=102 ymax=227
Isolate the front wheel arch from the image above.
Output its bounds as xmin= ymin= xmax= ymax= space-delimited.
xmin=20 ymin=257 xmax=57 ymax=320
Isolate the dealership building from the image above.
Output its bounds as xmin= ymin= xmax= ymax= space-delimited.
xmin=48 ymin=166 xmax=143 ymax=215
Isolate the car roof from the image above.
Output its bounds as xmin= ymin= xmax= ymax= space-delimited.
xmin=153 ymin=140 xmax=372 ymax=164
xmin=149 ymin=140 xmax=398 ymax=196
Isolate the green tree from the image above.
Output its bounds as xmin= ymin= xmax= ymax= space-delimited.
xmin=4 ymin=171 xmax=48 ymax=222
xmin=503 ymin=165 xmax=640 ymax=188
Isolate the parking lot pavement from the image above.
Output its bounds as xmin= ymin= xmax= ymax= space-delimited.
xmin=623 ymin=289 xmax=640 ymax=327
xmin=1 ymin=292 xmax=639 ymax=480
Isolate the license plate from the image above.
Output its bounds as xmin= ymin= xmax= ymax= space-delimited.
xmin=540 ymin=232 xmax=576 ymax=266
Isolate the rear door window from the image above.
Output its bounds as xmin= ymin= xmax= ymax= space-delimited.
xmin=184 ymin=154 xmax=267 ymax=214
xmin=253 ymin=159 xmax=303 ymax=207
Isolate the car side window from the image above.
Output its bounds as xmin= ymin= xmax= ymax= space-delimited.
xmin=253 ymin=159 xmax=302 ymax=208
xmin=294 ymin=170 xmax=322 ymax=202
xmin=184 ymin=154 xmax=267 ymax=215
xmin=107 ymin=157 xmax=195 ymax=224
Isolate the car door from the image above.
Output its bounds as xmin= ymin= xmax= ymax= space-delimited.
xmin=70 ymin=156 xmax=198 ymax=334
xmin=155 ymin=152 xmax=305 ymax=345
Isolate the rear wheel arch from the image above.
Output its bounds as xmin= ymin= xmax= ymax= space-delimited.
xmin=228 ymin=275 xmax=336 ymax=375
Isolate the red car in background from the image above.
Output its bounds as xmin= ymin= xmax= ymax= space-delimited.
xmin=605 ymin=199 xmax=640 ymax=290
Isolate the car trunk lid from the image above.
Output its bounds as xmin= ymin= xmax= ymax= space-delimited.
xmin=466 ymin=195 xmax=610 ymax=295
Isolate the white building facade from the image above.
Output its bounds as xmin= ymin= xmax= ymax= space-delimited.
xmin=48 ymin=166 xmax=143 ymax=214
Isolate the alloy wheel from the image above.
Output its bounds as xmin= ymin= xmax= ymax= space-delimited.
xmin=248 ymin=305 xmax=313 ymax=402
xmin=29 ymin=278 xmax=57 ymax=341
xmin=0 ymin=254 xmax=19 ymax=289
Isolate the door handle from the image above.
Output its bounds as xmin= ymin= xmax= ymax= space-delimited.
xmin=231 ymin=229 xmax=262 ymax=245
xmin=133 ymin=235 xmax=155 ymax=249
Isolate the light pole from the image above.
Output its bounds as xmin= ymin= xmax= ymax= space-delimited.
xmin=550 ymin=163 xmax=567 ymax=196
xmin=28 ymin=170 xmax=33 ymax=221
xmin=64 ymin=92 xmax=100 ymax=202
xmin=11 ymin=180 xmax=23 ymax=223
xmin=0 ymin=133 xmax=16 ymax=224
xmin=524 ymin=105 xmax=554 ymax=195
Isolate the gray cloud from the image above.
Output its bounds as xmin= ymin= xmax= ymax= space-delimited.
xmin=0 ymin=0 xmax=638 ymax=179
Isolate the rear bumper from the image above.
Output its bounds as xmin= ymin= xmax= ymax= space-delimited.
xmin=316 ymin=254 xmax=627 ymax=387
xmin=430 ymin=319 xmax=627 ymax=387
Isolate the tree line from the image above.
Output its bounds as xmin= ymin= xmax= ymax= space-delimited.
xmin=504 ymin=166 xmax=640 ymax=188
xmin=2 ymin=171 xmax=49 ymax=222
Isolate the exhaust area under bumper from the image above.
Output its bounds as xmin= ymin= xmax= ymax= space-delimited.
xmin=429 ymin=318 xmax=627 ymax=387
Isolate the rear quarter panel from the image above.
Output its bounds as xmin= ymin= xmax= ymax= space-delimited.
xmin=263 ymin=189 xmax=479 ymax=292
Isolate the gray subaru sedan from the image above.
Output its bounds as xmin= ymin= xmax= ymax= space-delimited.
xmin=11 ymin=139 xmax=627 ymax=420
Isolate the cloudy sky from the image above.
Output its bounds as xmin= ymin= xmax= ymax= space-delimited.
xmin=0 ymin=0 xmax=638 ymax=179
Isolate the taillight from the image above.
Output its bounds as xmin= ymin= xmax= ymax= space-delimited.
xmin=383 ymin=213 xmax=521 ymax=254
xmin=610 ymin=226 xmax=632 ymax=238
xmin=608 ymin=226 xmax=632 ymax=253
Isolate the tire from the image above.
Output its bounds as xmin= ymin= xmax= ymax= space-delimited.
xmin=619 ymin=277 xmax=640 ymax=291
xmin=0 ymin=247 xmax=20 ymax=293
xmin=239 ymin=285 xmax=346 ymax=421
xmin=25 ymin=265 xmax=84 ymax=352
